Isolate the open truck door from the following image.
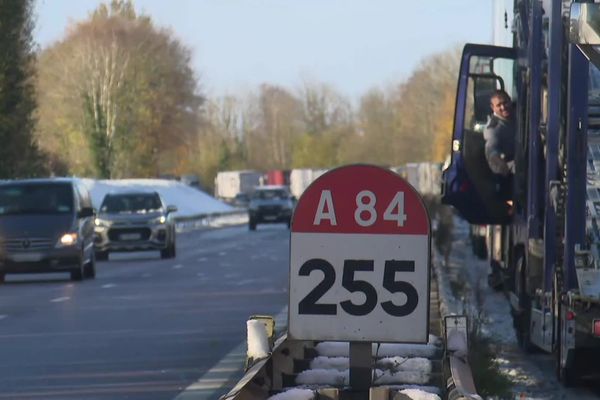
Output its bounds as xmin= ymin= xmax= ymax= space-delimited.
xmin=442 ymin=44 xmax=516 ymax=225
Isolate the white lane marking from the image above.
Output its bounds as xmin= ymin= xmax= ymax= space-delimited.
xmin=101 ymin=284 xmax=116 ymax=289
xmin=50 ymin=297 xmax=70 ymax=303
xmin=197 ymin=273 xmax=206 ymax=278
xmin=218 ymin=252 xmax=227 ymax=256
xmin=172 ymin=264 xmax=184 ymax=269
xmin=0 ymin=315 xmax=7 ymax=320
xmin=197 ymin=257 xmax=208 ymax=262
xmin=142 ymin=273 xmax=152 ymax=278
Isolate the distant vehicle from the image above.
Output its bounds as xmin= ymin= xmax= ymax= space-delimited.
xmin=94 ymin=191 xmax=177 ymax=260
xmin=265 ymin=169 xmax=290 ymax=186
xmin=232 ymin=192 xmax=250 ymax=208
xmin=180 ymin=174 xmax=203 ymax=190
xmin=289 ymin=168 xmax=328 ymax=199
xmin=248 ymin=185 xmax=294 ymax=230
xmin=159 ymin=174 xmax=180 ymax=181
xmin=214 ymin=170 xmax=263 ymax=200
xmin=0 ymin=178 xmax=96 ymax=282
xmin=390 ymin=162 xmax=442 ymax=196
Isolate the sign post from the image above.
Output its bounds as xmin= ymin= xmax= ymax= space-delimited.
xmin=288 ymin=164 xmax=431 ymax=390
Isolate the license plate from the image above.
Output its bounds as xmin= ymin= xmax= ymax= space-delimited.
xmin=264 ymin=215 xmax=277 ymax=221
xmin=11 ymin=253 xmax=42 ymax=262
xmin=119 ymin=233 xmax=141 ymax=241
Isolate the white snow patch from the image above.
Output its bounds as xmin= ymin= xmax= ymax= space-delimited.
xmin=81 ymin=178 xmax=234 ymax=217
xmin=397 ymin=388 xmax=441 ymax=400
xmin=315 ymin=339 xmax=439 ymax=359
xmin=373 ymin=369 xmax=430 ymax=385
xmin=267 ymin=388 xmax=314 ymax=400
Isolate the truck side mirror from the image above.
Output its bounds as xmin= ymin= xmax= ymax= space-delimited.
xmin=570 ymin=3 xmax=600 ymax=44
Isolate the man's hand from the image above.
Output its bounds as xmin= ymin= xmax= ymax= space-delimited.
xmin=506 ymin=160 xmax=515 ymax=173
xmin=488 ymin=153 xmax=510 ymax=176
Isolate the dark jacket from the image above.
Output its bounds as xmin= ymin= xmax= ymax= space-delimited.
xmin=483 ymin=114 xmax=516 ymax=176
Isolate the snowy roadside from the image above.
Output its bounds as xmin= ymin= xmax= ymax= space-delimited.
xmin=80 ymin=178 xmax=248 ymax=231
xmin=438 ymin=218 xmax=598 ymax=400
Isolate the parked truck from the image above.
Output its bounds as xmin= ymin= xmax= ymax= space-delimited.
xmin=214 ymin=170 xmax=263 ymax=200
xmin=289 ymin=168 xmax=328 ymax=199
xmin=442 ymin=1 xmax=600 ymax=385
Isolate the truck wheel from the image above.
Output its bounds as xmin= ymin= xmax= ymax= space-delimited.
xmin=514 ymin=255 xmax=535 ymax=352
xmin=487 ymin=260 xmax=504 ymax=291
xmin=556 ymin=299 xmax=578 ymax=386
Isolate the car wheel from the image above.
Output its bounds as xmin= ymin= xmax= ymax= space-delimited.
xmin=170 ymin=240 xmax=176 ymax=258
xmin=95 ymin=251 xmax=109 ymax=261
xmin=84 ymin=253 xmax=96 ymax=279
xmin=0 ymin=273 xmax=5 ymax=283
xmin=249 ymin=219 xmax=257 ymax=231
xmin=70 ymin=262 xmax=84 ymax=281
xmin=161 ymin=241 xmax=175 ymax=259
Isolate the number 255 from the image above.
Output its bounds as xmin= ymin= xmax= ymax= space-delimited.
xmin=298 ymin=259 xmax=418 ymax=317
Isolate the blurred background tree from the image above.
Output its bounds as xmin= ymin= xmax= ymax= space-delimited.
xmin=32 ymin=0 xmax=461 ymax=190
xmin=36 ymin=0 xmax=203 ymax=178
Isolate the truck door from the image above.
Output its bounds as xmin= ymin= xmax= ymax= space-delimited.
xmin=442 ymin=44 xmax=516 ymax=224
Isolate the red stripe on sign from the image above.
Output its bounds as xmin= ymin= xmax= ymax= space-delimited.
xmin=291 ymin=164 xmax=430 ymax=234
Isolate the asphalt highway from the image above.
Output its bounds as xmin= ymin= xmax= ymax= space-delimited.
xmin=0 ymin=224 xmax=290 ymax=400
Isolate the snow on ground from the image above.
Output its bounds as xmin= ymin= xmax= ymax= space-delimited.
xmin=80 ymin=178 xmax=235 ymax=217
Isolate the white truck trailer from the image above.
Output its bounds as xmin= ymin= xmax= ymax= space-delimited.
xmin=214 ymin=170 xmax=263 ymax=200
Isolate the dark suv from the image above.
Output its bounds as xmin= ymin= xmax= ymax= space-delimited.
xmin=0 ymin=178 xmax=96 ymax=282
xmin=248 ymin=186 xmax=295 ymax=230
xmin=94 ymin=191 xmax=177 ymax=259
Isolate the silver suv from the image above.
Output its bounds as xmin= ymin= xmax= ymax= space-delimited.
xmin=94 ymin=191 xmax=177 ymax=259
xmin=248 ymin=186 xmax=295 ymax=230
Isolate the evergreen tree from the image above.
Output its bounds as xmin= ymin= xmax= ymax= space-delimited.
xmin=0 ymin=0 xmax=43 ymax=177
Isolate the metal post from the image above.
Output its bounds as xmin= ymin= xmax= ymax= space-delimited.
xmin=349 ymin=342 xmax=371 ymax=391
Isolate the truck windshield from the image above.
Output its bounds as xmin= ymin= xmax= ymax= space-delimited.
xmin=0 ymin=183 xmax=73 ymax=215
xmin=101 ymin=193 xmax=162 ymax=213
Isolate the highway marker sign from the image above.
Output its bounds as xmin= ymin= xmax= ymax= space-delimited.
xmin=288 ymin=164 xmax=431 ymax=343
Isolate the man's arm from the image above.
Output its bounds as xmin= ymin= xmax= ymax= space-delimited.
xmin=484 ymin=127 xmax=511 ymax=176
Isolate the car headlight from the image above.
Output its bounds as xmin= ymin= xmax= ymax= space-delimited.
xmin=95 ymin=218 xmax=110 ymax=227
xmin=151 ymin=215 xmax=167 ymax=224
xmin=57 ymin=233 xmax=78 ymax=247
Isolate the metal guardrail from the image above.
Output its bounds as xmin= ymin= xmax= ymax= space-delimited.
xmin=444 ymin=316 xmax=482 ymax=400
xmin=173 ymin=209 xmax=248 ymax=233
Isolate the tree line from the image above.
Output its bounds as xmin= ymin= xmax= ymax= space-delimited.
xmin=1 ymin=0 xmax=459 ymax=191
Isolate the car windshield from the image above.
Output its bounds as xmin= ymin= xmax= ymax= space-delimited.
xmin=253 ymin=189 xmax=289 ymax=200
xmin=101 ymin=193 xmax=162 ymax=214
xmin=0 ymin=183 xmax=73 ymax=216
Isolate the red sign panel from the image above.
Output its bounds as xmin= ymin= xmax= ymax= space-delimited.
xmin=292 ymin=164 xmax=429 ymax=235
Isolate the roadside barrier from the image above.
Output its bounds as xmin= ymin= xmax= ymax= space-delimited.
xmin=173 ymin=210 xmax=248 ymax=232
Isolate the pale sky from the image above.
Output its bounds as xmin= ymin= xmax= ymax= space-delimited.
xmin=34 ymin=0 xmax=498 ymax=100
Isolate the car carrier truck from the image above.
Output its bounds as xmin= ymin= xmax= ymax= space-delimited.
xmin=442 ymin=0 xmax=600 ymax=385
